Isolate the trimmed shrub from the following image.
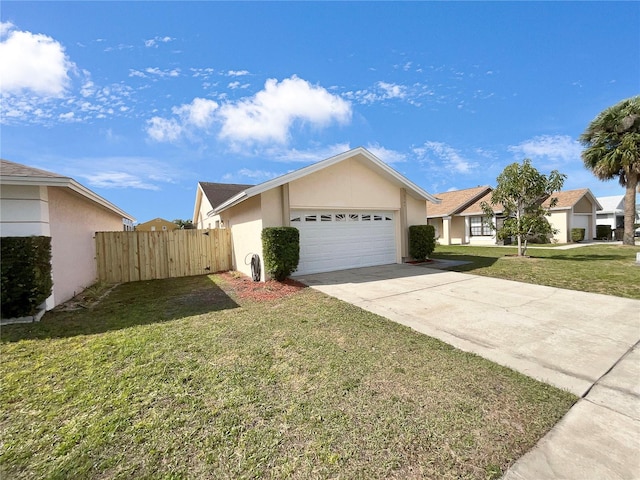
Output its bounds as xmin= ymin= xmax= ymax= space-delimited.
xmin=409 ymin=225 xmax=436 ymax=262
xmin=596 ymin=225 xmax=612 ymax=240
xmin=1 ymin=236 xmax=53 ymax=318
xmin=261 ymin=227 xmax=300 ymax=281
xmin=571 ymin=228 xmax=585 ymax=243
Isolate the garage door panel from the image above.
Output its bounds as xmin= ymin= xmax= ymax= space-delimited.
xmin=292 ymin=210 xmax=396 ymax=275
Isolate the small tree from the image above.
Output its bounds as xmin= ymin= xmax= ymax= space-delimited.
xmin=173 ymin=219 xmax=196 ymax=229
xmin=482 ymin=159 xmax=566 ymax=256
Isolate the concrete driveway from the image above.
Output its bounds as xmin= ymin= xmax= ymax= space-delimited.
xmin=295 ymin=264 xmax=640 ymax=479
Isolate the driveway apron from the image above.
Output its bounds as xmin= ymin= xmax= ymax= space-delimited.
xmin=295 ymin=264 xmax=640 ymax=479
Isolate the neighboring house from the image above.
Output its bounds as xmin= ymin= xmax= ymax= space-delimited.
xmin=193 ymin=182 xmax=253 ymax=229
xmin=0 ymin=159 xmax=135 ymax=310
xmin=426 ymin=186 xmax=495 ymax=245
xmin=428 ymin=186 xmax=601 ymax=245
xmin=193 ymin=147 xmax=440 ymax=279
xmin=541 ymin=189 xmax=601 ymax=242
xmin=135 ymin=218 xmax=178 ymax=232
xmin=596 ymin=195 xmax=625 ymax=231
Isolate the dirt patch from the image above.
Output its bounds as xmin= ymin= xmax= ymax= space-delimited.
xmin=53 ymin=283 xmax=119 ymax=311
xmin=219 ymin=272 xmax=306 ymax=301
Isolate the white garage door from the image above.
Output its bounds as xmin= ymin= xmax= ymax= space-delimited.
xmin=291 ymin=210 xmax=396 ymax=275
xmin=572 ymin=215 xmax=590 ymax=240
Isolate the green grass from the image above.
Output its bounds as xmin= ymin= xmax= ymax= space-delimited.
xmin=432 ymin=244 xmax=640 ymax=299
xmin=1 ymin=275 xmax=576 ymax=479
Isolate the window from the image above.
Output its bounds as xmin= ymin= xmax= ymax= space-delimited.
xmin=349 ymin=214 xmax=359 ymax=221
xmin=162 ymin=226 xmax=167 ymax=231
xmin=305 ymin=214 xmax=317 ymax=222
xmin=321 ymin=214 xmax=332 ymax=222
xmin=361 ymin=214 xmax=371 ymax=221
xmin=470 ymin=216 xmax=492 ymax=236
xmin=335 ymin=214 xmax=346 ymax=222
xmin=290 ymin=216 xmax=301 ymax=222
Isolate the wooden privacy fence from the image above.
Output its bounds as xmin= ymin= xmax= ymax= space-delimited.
xmin=95 ymin=229 xmax=232 ymax=283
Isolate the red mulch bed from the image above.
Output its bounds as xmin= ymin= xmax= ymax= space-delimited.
xmin=219 ymin=272 xmax=307 ymax=301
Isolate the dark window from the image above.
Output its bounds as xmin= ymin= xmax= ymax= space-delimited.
xmin=470 ymin=216 xmax=492 ymax=236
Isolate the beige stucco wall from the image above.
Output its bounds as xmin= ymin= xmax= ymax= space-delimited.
xmin=449 ymin=216 xmax=467 ymax=244
xmin=0 ymin=185 xmax=51 ymax=236
xmin=260 ymin=187 xmax=284 ymax=228
xmin=427 ymin=218 xmax=444 ymax=241
xmin=223 ymin=195 xmax=264 ymax=280
xmin=549 ymin=211 xmax=569 ymax=243
xmin=289 ymin=157 xmax=400 ymax=210
xmin=48 ymin=187 xmax=124 ymax=307
xmin=406 ymin=195 xmax=428 ymax=226
xmin=194 ymin=187 xmax=216 ymax=229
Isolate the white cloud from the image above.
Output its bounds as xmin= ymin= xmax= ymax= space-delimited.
xmin=146 ymin=98 xmax=218 ymax=142
xmin=146 ymin=117 xmax=182 ymax=142
xmin=59 ymin=112 xmax=75 ymax=121
xmin=218 ymin=75 xmax=352 ymax=144
xmin=145 ymin=67 xmax=180 ymax=78
xmin=377 ymin=82 xmax=407 ymax=100
xmin=0 ymin=22 xmax=75 ymax=97
xmin=222 ymin=168 xmax=280 ymax=183
xmin=172 ymin=97 xmax=219 ymax=128
xmin=344 ymin=81 xmax=410 ymax=104
xmin=144 ymin=36 xmax=174 ymax=48
xmin=509 ymin=135 xmax=582 ymax=163
xmin=267 ymin=143 xmax=353 ymax=163
xmin=80 ymin=172 xmax=161 ymax=190
xmin=413 ymin=141 xmax=476 ymax=174
xmin=365 ymin=143 xmax=406 ymax=164
xmin=227 ymin=70 xmax=249 ymax=77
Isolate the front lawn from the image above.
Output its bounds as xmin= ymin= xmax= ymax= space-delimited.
xmin=1 ymin=274 xmax=576 ymax=479
xmin=432 ymin=244 xmax=640 ymax=299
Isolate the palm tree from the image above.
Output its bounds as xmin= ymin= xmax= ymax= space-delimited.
xmin=580 ymin=96 xmax=640 ymax=245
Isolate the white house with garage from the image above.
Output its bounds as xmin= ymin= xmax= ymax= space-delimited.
xmin=193 ymin=147 xmax=439 ymax=280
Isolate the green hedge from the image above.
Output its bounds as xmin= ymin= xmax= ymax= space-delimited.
xmin=261 ymin=227 xmax=300 ymax=281
xmin=409 ymin=225 xmax=436 ymax=262
xmin=571 ymin=228 xmax=585 ymax=243
xmin=1 ymin=236 xmax=53 ymax=318
xmin=596 ymin=225 xmax=612 ymax=240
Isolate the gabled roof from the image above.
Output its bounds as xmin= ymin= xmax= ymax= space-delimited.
xmin=1 ymin=159 xmax=65 ymax=178
xmin=199 ymin=182 xmax=254 ymax=211
xmin=458 ymin=190 xmax=505 ymax=215
xmin=0 ymin=159 xmax=135 ymax=221
xmin=209 ymin=147 xmax=440 ymax=216
xmin=596 ymin=195 xmax=624 ymax=213
xmin=541 ymin=188 xmax=602 ymax=211
xmin=426 ymin=185 xmax=492 ymax=218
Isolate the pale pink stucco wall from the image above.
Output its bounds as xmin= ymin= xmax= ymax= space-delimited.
xmin=47 ymin=187 xmax=124 ymax=306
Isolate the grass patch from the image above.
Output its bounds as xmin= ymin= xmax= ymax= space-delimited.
xmin=432 ymin=244 xmax=640 ymax=299
xmin=1 ymin=274 xmax=576 ymax=479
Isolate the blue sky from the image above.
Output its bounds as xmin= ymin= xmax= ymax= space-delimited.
xmin=2 ymin=2 xmax=638 ymax=223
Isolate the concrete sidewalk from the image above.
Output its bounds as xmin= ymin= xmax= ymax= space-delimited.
xmin=295 ymin=264 xmax=640 ymax=479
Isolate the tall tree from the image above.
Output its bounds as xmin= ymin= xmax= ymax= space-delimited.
xmin=482 ymin=159 xmax=566 ymax=256
xmin=580 ymin=96 xmax=640 ymax=246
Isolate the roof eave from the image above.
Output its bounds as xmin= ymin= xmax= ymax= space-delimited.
xmin=1 ymin=174 xmax=135 ymax=221
xmin=209 ymin=147 xmax=440 ymax=215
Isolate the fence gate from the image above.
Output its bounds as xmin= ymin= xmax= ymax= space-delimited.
xmin=95 ymin=229 xmax=232 ymax=283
